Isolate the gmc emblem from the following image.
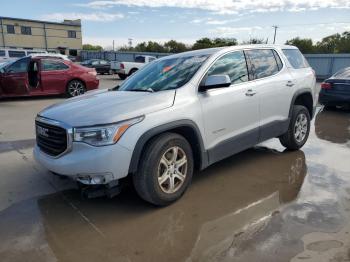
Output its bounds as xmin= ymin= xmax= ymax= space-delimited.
xmin=37 ymin=126 xmax=49 ymax=137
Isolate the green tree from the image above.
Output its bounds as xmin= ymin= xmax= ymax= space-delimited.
xmin=285 ymin=37 xmax=314 ymax=53
xmin=82 ymin=44 xmax=103 ymax=51
xmin=164 ymin=40 xmax=189 ymax=53
xmin=192 ymin=37 xmax=237 ymax=50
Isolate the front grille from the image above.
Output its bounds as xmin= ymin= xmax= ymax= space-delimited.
xmin=36 ymin=120 xmax=67 ymax=157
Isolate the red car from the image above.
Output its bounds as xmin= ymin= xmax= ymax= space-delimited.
xmin=0 ymin=56 xmax=99 ymax=98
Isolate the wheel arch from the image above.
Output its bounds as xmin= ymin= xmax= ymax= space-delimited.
xmin=289 ymin=89 xmax=314 ymax=119
xmin=128 ymin=120 xmax=208 ymax=175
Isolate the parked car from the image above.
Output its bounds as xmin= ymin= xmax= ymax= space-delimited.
xmin=0 ymin=56 xmax=99 ymax=98
xmin=0 ymin=48 xmax=48 ymax=62
xmin=29 ymin=53 xmax=71 ymax=61
xmin=81 ymin=59 xmax=112 ymax=75
xmin=110 ymin=55 xmax=156 ymax=79
xmin=319 ymin=67 xmax=350 ymax=108
xmin=34 ymin=45 xmax=316 ymax=206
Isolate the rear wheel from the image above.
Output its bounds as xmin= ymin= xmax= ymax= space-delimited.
xmin=118 ymin=73 xmax=127 ymax=80
xmin=279 ymin=105 xmax=310 ymax=150
xmin=133 ymin=133 xmax=194 ymax=206
xmin=129 ymin=68 xmax=138 ymax=76
xmin=66 ymin=80 xmax=86 ymax=97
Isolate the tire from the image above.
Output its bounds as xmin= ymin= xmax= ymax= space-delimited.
xmin=133 ymin=133 xmax=194 ymax=206
xmin=129 ymin=69 xmax=138 ymax=76
xmin=279 ymin=105 xmax=310 ymax=150
xmin=118 ymin=73 xmax=127 ymax=80
xmin=66 ymin=79 xmax=86 ymax=97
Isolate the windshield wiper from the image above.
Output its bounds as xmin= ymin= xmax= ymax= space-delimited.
xmin=130 ymin=88 xmax=154 ymax=93
xmin=108 ymin=85 xmax=120 ymax=91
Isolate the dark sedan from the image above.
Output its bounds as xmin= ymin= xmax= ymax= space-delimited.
xmin=81 ymin=59 xmax=112 ymax=75
xmin=319 ymin=67 xmax=350 ymax=108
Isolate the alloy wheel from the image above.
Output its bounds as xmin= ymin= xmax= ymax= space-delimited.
xmin=157 ymin=146 xmax=188 ymax=194
xmin=294 ymin=113 xmax=308 ymax=143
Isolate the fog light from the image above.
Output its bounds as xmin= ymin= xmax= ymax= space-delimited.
xmin=77 ymin=173 xmax=113 ymax=185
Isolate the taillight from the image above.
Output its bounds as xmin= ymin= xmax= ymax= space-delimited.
xmin=321 ymin=82 xmax=332 ymax=89
xmin=120 ymin=63 xmax=124 ymax=69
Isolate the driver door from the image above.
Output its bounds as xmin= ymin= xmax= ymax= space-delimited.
xmin=1 ymin=57 xmax=30 ymax=96
xmin=198 ymin=51 xmax=260 ymax=164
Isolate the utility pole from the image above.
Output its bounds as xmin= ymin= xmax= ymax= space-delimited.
xmin=112 ymin=40 xmax=115 ymax=51
xmin=128 ymin=38 xmax=133 ymax=48
xmin=272 ymin=25 xmax=278 ymax=44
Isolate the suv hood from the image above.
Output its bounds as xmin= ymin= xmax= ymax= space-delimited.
xmin=39 ymin=89 xmax=175 ymax=126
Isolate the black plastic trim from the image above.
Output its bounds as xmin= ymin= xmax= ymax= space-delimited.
xmin=128 ymin=120 xmax=209 ymax=174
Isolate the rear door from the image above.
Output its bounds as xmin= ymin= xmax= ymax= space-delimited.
xmin=40 ymin=59 xmax=70 ymax=93
xmin=198 ymin=50 xmax=260 ymax=164
xmin=244 ymin=49 xmax=294 ymax=141
xmin=0 ymin=57 xmax=30 ymax=96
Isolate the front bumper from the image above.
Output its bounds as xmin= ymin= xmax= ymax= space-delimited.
xmin=34 ymin=141 xmax=132 ymax=184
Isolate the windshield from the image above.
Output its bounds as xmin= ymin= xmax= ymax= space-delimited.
xmin=119 ymin=55 xmax=209 ymax=92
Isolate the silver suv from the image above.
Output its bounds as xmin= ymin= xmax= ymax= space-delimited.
xmin=34 ymin=45 xmax=317 ymax=205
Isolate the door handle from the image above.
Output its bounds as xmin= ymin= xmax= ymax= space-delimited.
xmin=245 ymin=89 xmax=257 ymax=96
xmin=286 ymin=81 xmax=294 ymax=87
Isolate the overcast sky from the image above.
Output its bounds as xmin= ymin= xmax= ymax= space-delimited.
xmin=2 ymin=0 xmax=350 ymax=48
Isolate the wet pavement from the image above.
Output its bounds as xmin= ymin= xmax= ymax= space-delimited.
xmin=0 ymin=86 xmax=350 ymax=261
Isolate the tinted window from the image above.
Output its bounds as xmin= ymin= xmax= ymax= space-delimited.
xmin=7 ymin=25 xmax=15 ymax=34
xmin=149 ymin=57 xmax=156 ymax=62
xmin=333 ymin=67 xmax=350 ymax=79
xmin=245 ymin=49 xmax=280 ymax=79
xmin=207 ymin=51 xmax=248 ymax=85
xmin=42 ymin=60 xmax=69 ymax=71
xmin=282 ymin=49 xmax=309 ymax=69
xmin=8 ymin=50 xmax=26 ymax=58
xmin=6 ymin=58 xmax=29 ymax=73
xmin=91 ymin=60 xmax=100 ymax=65
xmin=27 ymin=51 xmax=46 ymax=55
xmin=119 ymin=55 xmax=209 ymax=92
xmin=135 ymin=56 xmax=145 ymax=63
xmin=21 ymin=26 xmax=32 ymax=35
xmin=0 ymin=50 xmax=5 ymax=57
xmin=100 ymin=60 xmax=109 ymax=65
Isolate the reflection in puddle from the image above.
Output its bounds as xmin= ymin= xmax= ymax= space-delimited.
xmin=315 ymin=108 xmax=350 ymax=144
xmin=32 ymin=148 xmax=307 ymax=262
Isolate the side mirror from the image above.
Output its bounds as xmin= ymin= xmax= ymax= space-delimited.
xmin=200 ymin=75 xmax=231 ymax=91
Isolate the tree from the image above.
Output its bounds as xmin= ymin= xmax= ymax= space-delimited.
xmin=164 ymin=40 xmax=189 ymax=53
xmin=241 ymin=38 xmax=265 ymax=45
xmin=285 ymin=37 xmax=314 ymax=53
xmin=192 ymin=37 xmax=237 ymax=50
xmin=82 ymin=44 xmax=103 ymax=51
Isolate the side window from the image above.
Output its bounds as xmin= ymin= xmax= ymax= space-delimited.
xmin=148 ymin=57 xmax=156 ymax=62
xmin=0 ymin=50 xmax=5 ymax=57
xmin=8 ymin=50 xmax=26 ymax=58
xmin=282 ymin=49 xmax=309 ymax=69
xmin=207 ymin=51 xmax=248 ymax=85
xmin=42 ymin=60 xmax=69 ymax=71
xmin=6 ymin=58 xmax=30 ymax=73
xmin=245 ymin=49 xmax=280 ymax=79
xmin=6 ymin=25 xmax=15 ymax=34
xmin=100 ymin=60 xmax=108 ymax=65
xmin=91 ymin=60 xmax=100 ymax=65
xmin=135 ymin=56 xmax=145 ymax=63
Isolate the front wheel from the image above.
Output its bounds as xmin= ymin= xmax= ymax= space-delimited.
xmin=279 ymin=105 xmax=310 ymax=150
xmin=66 ymin=80 xmax=86 ymax=97
xmin=133 ymin=133 xmax=194 ymax=206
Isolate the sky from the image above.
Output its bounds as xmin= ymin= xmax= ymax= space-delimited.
xmin=1 ymin=0 xmax=350 ymax=48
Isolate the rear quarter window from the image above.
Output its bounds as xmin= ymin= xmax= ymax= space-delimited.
xmin=0 ymin=50 xmax=5 ymax=57
xmin=245 ymin=49 xmax=281 ymax=79
xmin=282 ymin=49 xmax=309 ymax=69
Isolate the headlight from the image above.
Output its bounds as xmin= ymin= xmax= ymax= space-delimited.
xmin=73 ymin=116 xmax=144 ymax=146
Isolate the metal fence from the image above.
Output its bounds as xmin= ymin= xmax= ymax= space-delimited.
xmin=304 ymin=54 xmax=350 ymax=79
xmin=80 ymin=50 xmax=172 ymax=63
xmin=81 ymin=51 xmax=350 ymax=79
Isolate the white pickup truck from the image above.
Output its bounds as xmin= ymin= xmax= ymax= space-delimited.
xmin=110 ymin=55 xmax=156 ymax=80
